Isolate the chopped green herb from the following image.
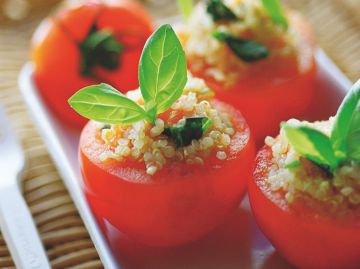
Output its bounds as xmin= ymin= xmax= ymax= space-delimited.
xmin=163 ymin=117 xmax=212 ymax=147
xmin=101 ymin=124 xmax=111 ymax=130
xmin=213 ymin=31 xmax=269 ymax=62
xmin=206 ymin=0 xmax=238 ymax=21
xmin=282 ymin=79 xmax=360 ymax=173
xmin=80 ymin=25 xmax=123 ymax=76
xmin=202 ymin=117 xmax=213 ymax=133
xmin=261 ymin=0 xmax=288 ymax=30
xmin=177 ymin=0 xmax=194 ymax=22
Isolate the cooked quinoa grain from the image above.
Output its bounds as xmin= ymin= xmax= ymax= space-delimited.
xmin=99 ymin=75 xmax=236 ymax=174
xmin=176 ymin=0 xmax=298 ymax=87
xmin=265 ymin=118 xmax=360 ymax=209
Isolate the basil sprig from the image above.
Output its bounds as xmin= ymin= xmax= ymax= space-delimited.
xmin=206 ymin=0 xmax=238 ymax=21
xmin=69 ymin=24 xmax=187 ymax=125
xmin=282 ymin=123 xmax=340 ymax=171
xmin=163 ymin=117 xmax=212 ymax=147
xmin=213 ymin=31 xmax=269 ymax=62
xmin=261 ymin=0 xmax=288 ymax=30
xmin=283 ymin=80 xmax=360 ymax=172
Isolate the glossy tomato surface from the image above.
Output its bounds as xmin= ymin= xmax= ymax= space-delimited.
xmin=249 ymin=146 xmax=360 ymax=269
xmin=80 ymin=100 xmax=256 ymax=247
xmin=32 ymin=0 xmax=153 ymax=128
xmin=188 ymin=13 xmax=316 ymax=145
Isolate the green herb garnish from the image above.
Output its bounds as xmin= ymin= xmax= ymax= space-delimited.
xmin=213 ymin=31 xmax=269 ymax=62
xmin=177 ymin=0 xmax=194 ymax=22
xmin=69 ymin=24 xmax=213 ymax=148
xmin=283 ymin=80 xmax=360 ymax=173
xmin=80 ymin=25 xmax=123 ymax=76
xmin=261 ymin=0 xmax=288 ymax=30
xmin=101 ymin=124 xmax=111 ymax=130
xmin=206 ymin=0 xmax=238 ymax=21
xmin=139 ymin=24 xmax=187 ymax=124
xmin=282 ymin=123 xmax=340 ymax=171
xmin=331 ymin=80 xmax=360 ymax=162
xmin=70 ymin=24 xmax=187 ymax=125
xmin=163 ymin=117 xmax=212 ymax=147
xmin=68 ymin=83 xmax=147 ymax=125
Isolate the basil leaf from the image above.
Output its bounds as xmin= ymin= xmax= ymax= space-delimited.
xmin=139 ymin=24 xmax=187 ymax=123
xmin=206 ymin=0 xmax=237 ymax=21
xmin=68 ymin=83 xmax=147 ymax=125
xmin=177 ymin=0 xmax=194 ymax=22
xmin=283 ymin=122 xmax=339 ymax=170
xmin=347 ymin=119 xmax=360 ymax=162
xmin=213 ymin=31 xmax=269 ymax=62
xmin=331 ymin=80 xmax=360 ymax=162
xmin=261 ymin=0 xmax=288 ymax=30
xmin=80 ymin=25 xmax=123 ymax=76
xmin=163 ymin=117 xmax=212 ymax=147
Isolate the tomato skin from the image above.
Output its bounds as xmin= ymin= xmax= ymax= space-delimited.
xmin=79 ymin=100 xmax=256 ymax=246
xmin=249 ymin=146 xmax=360 ymax=269
xmin=31 ymin=0 xmax=153 ymax=128
xmin=187 ymin=13 xmax=316 ymax=145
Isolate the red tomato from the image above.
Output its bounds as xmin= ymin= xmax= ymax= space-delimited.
xmin=187 ymin=12 xmax=316 ymax=145
xmin=31 ymin=0 xmax=153 ymax=128
xmin=79 ymin=100 xmax=256 ymax=246
xmin=249 ymin=146 xmax=360 ymax=269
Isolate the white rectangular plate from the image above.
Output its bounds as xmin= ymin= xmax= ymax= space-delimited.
xmin=18 ymin=49 xmax=352 ymax=269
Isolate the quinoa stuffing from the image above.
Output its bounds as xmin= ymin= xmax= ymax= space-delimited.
xmin=99 ymin=75 xmax=236 ymax=175
xmin=265 ymin=118 xmax=360 ymax=209
xmin=176 ymin=0 xmax=300 ymax=87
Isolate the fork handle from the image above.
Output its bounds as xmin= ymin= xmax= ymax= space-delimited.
xmin=0 ymin=185 xmax=51 ymax=269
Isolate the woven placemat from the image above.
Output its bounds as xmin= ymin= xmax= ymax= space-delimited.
xmin=0 ymin=0 xmax=359 ymax=268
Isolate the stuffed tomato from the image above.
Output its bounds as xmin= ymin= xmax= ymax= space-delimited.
xmin=80 ymin=90 xmax=255 ymax=246
xmin=32 ymin=0 xmax=153 ymax=128
xmin=70 ymin=24 xmax=255 ymax=247
xmin=249 ymin=81 xmax=360 ymax=268
xmin=177 ymin=0 xmax=316 ymax=143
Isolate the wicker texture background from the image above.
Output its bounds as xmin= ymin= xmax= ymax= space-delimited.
xmin=0 ymin=0 xmax=359 ymax=268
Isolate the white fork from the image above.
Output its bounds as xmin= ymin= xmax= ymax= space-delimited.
xmin=0 ymin=106 xmax=51 ymax=269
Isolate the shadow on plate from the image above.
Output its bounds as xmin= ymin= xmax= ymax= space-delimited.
xmin=108 ymin=207 xmax=252 ymax=269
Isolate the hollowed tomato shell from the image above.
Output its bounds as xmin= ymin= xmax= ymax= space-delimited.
xmin=249 ymin=146 xmax=360 ymax=269
xmin=79 ymin=100 xmax=256 ymax=246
